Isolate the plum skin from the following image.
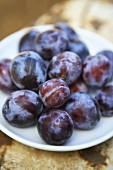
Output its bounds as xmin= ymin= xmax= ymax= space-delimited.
xmin=48 ymin=51 xmax=82 ymax=85
xmin=67 ymin=39 xmax=90 ymax=61
xmin=35 ymin=29 xmax=68 ymax=60
xmin=97 ymin=50 xmax=113 ymax=79
xmin=54 ymin=22 xmax=78 ymax=41
xmin=39 ymin=78 xmax=70 ymax=108
xmin=82 ymin=54 xmax=112 ymax=88
xmin=64 ymin=92 xmax=101 ymax=130
xmin=2 ymin=90 xmax=43 ymax=128
xmin=37 ymin=109 xmax=74 ymax=145
xmin=10 ymin=51 xmax=47 ymax=91
xmin=19 ymin=30 xmax=39 ymax=52
xmin=95 ymin=85 xmax=113 ymax=117
xmin=0 ymin=59 xmax=18 ymax=93
xmin=69 ymin=77 xmax=88 ymax=94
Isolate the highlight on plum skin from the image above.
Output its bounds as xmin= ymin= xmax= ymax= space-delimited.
xmin=39 ymin=78 xmax=70 ymax=108
xmin=2 ymin=90 xmax=43 ymax=128
xmin=64 ymin=92 xmax=101 ymax=130
xmin=37 ymin=109 xmax=74 ymax=145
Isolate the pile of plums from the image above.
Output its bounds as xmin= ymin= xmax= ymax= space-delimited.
xmin=1 ymin=22 xmax=113 ymax=145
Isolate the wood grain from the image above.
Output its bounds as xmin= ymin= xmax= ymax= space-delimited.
xmin=0 ymin=130 xmax=113 ymax=170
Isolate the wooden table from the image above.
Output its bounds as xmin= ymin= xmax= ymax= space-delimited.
xmin=1 ymin=1 xmax=113 ymax=169
xmin=0 ymin=131 xmax=112 ymax=170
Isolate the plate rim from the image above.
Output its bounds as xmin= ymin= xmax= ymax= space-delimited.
xmin=1 ymin=123 xmax=113 ymax=152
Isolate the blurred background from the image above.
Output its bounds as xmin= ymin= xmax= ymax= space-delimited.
xmin=0 ymin=0 xmax=63 ymax=39
xmin=0 ymin=0 xmax=113 ymax=42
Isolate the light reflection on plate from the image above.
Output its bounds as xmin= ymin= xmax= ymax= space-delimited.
xmin=0 ymin=25 xmax=113 ymax=152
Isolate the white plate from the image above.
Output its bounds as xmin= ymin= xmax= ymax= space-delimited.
xmin=0 ymin=25 xmax=113 ymax=152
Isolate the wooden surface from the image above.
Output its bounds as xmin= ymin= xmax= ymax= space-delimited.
xmin=0 ymin=131 xmax=113 ymax=170
xmin=1 ymin=0 xmax=113 ymax=170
